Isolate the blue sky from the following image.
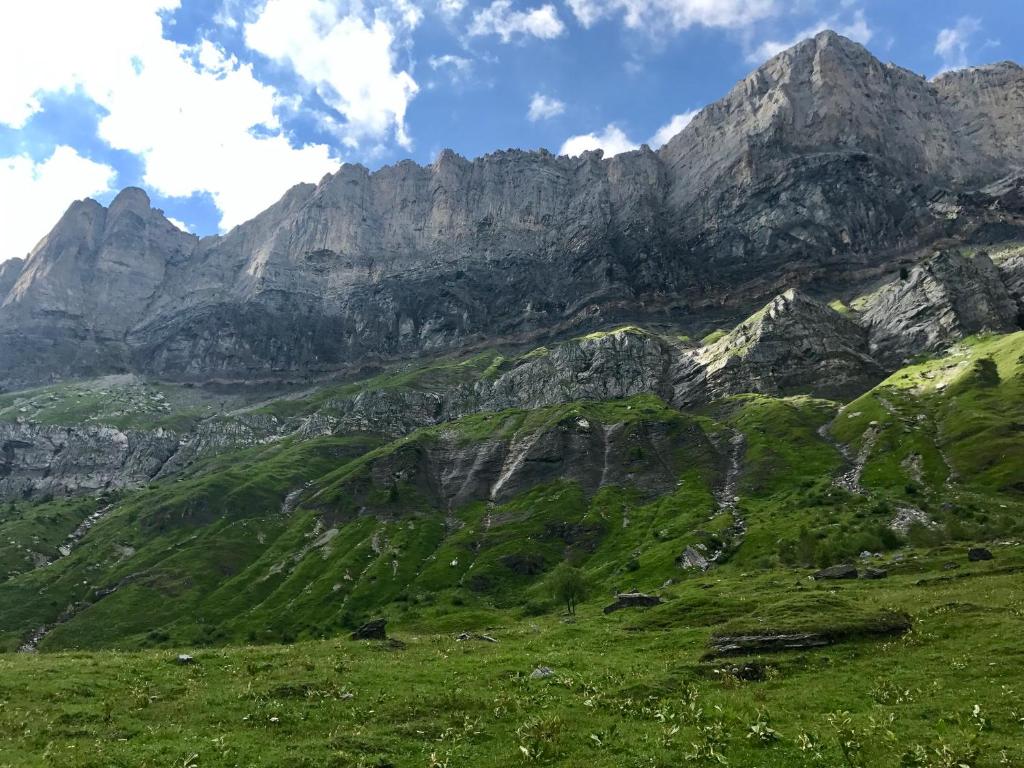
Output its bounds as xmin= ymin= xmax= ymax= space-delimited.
xmin=0 ymin=0 xmax=1021 ymax=262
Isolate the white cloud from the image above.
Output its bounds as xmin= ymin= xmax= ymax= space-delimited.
xmin=438 ymin=0 xmax=467 ymax=17
xmin=566 ymin=0 xmax=774 ymax=33
xmin=0 ymin=1 xmax=340 ymax=235
xmin=0 ymin=146 xmax=116 ymax=262
xmin=245 ymin=0 xmax=420 ymax=150
xmin=934 ymin=16 xmax=981 ymax=73
xmin=430 ymin=54 xmax=473 ymax=71
xmin=166 ymin=216 xmax=190 ymax=232
xmin=560 ymin=124 xmax=638 ymax=157
xmin=649 ymin=110 xmax=698 ymax=146
xmin=561 ymin=108 xmax=702 ymax=156
xmin=468 ymin=1 xmax=566 ymax=42
xmin=746 ymin=9 xmax=873 ymax=64
xmin=528 ymin=93 xmax=565 ymax=121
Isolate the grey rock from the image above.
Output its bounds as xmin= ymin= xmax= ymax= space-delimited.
xmin=0 ymin=421 xmax=179 ymax=500
xmin=602 ymin=592 xmax=663 ymax=613
xmin=176 ymin=654 xmax=195 ymax=665
xmin=674 ymin=290 xmax=885 ymax=405
xmin=967 ymin=547 xmax=993 ymax=562
xmin=861 ymin=567 xmax=888 ymax=580
xmin=677 ymin=546 xmax=710 ymax=571
xmin=812 ymin=564 xmax=858 ymax=580
xmin=350 ymin=617 xmax=387 ymax=640
xmin=530 ymin=666 xmax=554 ymax=679
xmin=862 ymin=250 xmax=1018 ymax=366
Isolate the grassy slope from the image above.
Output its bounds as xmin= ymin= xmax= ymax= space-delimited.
xmin=1 ymin=546 xmax=1022 ymax=767
xmin=0 ymin=336 xmax=1021 ymax=653
xmin=0 ymin=332 xmax=1022 ymax=763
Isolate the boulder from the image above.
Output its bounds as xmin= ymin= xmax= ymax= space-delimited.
xmin=812 ymin=564 xmax=858 ymax=580
xmin=677 ymin=546 xmax=710 ymax=571
xmin=530 ymin=666 xmax=554 ymax=679
xmin=603 ymin=592 xmax=663 ymax=614
xmin=175 ymin=654 xmax=195 ymax=665
xmin=968 ymin=547 xmax=993 ymax=562
xmin=350 ymin=618 xmax=387 ymax=640
xmin=861 ymin=567 xmax=888 ymax=580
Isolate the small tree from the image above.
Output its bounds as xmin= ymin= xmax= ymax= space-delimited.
xmin=550 ymin=563 xmax=587 ymax=615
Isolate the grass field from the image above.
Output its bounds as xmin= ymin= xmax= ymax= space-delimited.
xmin=1 ymin=543 xmax=1022 ymax=767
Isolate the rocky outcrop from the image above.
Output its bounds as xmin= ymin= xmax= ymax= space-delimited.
xmin=1 ymin=32 xmax=1023 ymax=389
xmin=603 ymin=592 xmax=663 ymax=613
xmin=0 ymin=421 xmax=179 ymax=499
xmin=0 ymin=258 xmax=23 ymax=304
xmin=861 ymin=250 xmax=1018 ymax=366
xmin=309 ymin=406 xmax=713 ymax=520
xmin=673 ymin=290 xmax=884 ymax=405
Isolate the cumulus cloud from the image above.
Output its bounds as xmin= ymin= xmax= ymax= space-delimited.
xmin=934 ymin=16 xmax=982 ymax=73
xmin=0 ymin=0 xmax=340 ymax=235
xmin=527 ymin=93 xmax=565 ymax=121
xmin=746 ymin=9 xmax=873 ymax=64
xmin=468 ymin=1 xmax=566 ymax=42
xmin=438 ymin=0 xmax=468 ymax=17
xmin=1 ymin=146 xmax=116 ymax=262
xmin=566 ymin=0 xmax=774 ymax=33
xmin=649 ymin=110 xmax=698 ymax=146
xmin=245 ymin=0 xmax=420 ymax=150
xmin=561 ymin=108 xmax=701 ymax=156
xmin=560 ymin=124 xmax=638 ymax=157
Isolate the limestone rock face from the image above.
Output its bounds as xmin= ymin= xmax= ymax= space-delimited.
xmin=0 ymin=189 xmax=196 ymax=387
xmin=0 ymin=258 xmax=24 ymax=303
xmin=0 ymin=32 xmax=1022 ymax=388
xmin=998 ymin=251 xmax=1024 ymax=321
xmin=861 ymin=251 xmax=1019 ymax=366
xmin=673 ymin=290 xmax=884 ymax=405
xmin=0 ymin=421 xmax=179 ymax=499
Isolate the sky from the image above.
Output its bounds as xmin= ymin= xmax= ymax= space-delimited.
xmin=0 ymin=0 xmax=1021 ymax=263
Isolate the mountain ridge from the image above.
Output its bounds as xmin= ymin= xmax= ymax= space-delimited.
xmin=2 ymin=30 xmax=1023 ymax=390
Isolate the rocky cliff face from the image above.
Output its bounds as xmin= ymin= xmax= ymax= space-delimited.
xmin=861 ymin=250 xmax=1019 ymax=365
xmin=2 ymin=31 xmax=1023 ymax=389
xmin=0 ymin=421 xmax=179 ymax=499
xmin=673 ymin=290 xmax=883 ymax=405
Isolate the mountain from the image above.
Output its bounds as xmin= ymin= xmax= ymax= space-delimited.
xmin=0 ymin=30 xmax=1023 ymax=657
xmin=2 ymin=30 xmax=1023 ymax=390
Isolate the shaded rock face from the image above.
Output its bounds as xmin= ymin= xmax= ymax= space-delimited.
xmin=0 ymin=421 xmax=179 ymax=499
xmin=862 ymin=251 xmax=1019 ymax=366
xmin=1 ymin=32 xmax=1023 ymax=389
xmin=315 ymin=412 xmax=712 ymax=522
xmin=673 ymin=290 xmax=884 ymax=405
xmin=998 ymin=251 xmax=1024 ymax=323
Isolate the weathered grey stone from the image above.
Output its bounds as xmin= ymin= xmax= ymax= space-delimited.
xmin=0 ymin=421 xmax=179 ymax=500
xmin=968 ymin=547 xmax=993 ymax=562
xmin=603 ymin=592 xmax=663 ymax=613
xmin=813 ymin=564 xmax=858 ymax=580
xmin=350 ymin=618 xmax=387 ymax=640
xmin=862 ymin=250 xmax=1018 ymax=366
